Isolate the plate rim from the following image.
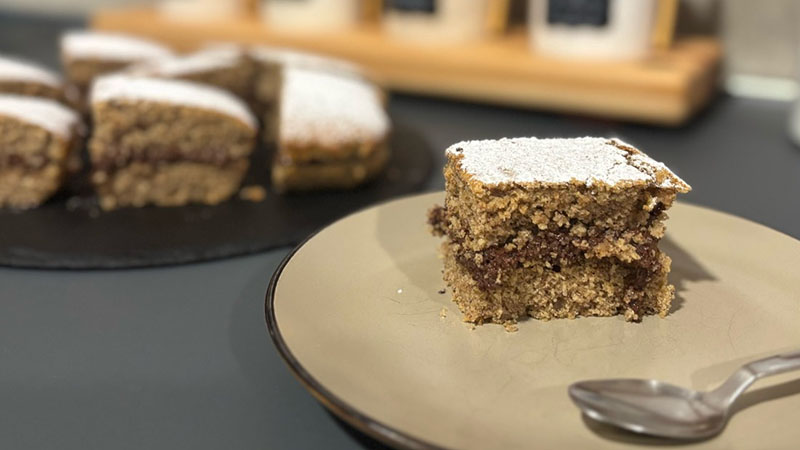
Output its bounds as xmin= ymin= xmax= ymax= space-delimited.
xmin=265 ymin=193 xmax=446 ymax=450
xmin=264 ymin=192 xmax=800 ymax=450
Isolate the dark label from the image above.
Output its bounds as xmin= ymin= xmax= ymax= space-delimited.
xmin=385 ymin=0 xmax=437 ymax=14
xmin=547 ymin=0 xmax=609 ymax=27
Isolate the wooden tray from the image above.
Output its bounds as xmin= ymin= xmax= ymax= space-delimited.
xmin=91 ymin=7 xmax=721 ymax=125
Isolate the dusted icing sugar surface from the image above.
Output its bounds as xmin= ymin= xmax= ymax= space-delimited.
xmin=249 ymin=45 xmax=361 ymax=78
xmin=447 ymin=137 xmax=689 ymax=189
xmin=91 ymin=74 xmax=256 ymax=129
xmin=61 ymin=31 xmax=173 ymax=62
xmin=127 ymin=45 xmax=243 ymax=77
xmin=280 ymin=67 xmax=388 ymax=147
xmin=0 ymin=94 xmax=79 ymax=138
xmin=0 ymin=55 xmax=62 ymax=87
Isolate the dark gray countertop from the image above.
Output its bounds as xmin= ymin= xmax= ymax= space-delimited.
xmin=1 ymin=12 xmax=799 ymax=450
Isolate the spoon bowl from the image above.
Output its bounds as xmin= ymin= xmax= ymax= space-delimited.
xmin=569 ymin=350 xmax=800 ymax=440
xmin=569 ymin=379 xmax=727 ymax=439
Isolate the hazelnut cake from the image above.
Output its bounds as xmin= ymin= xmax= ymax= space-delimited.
xmin=0 ymin=54 xmax=68 ymax=103
xmin=272 ymin=67 xmax=389 ymax=192
xmin=126 ymin=44 xmax=255 ymax=101
xmin=61 ymin=31 xmax=173 ymax=107
xmin=0 ymin=94 xmax=81 ymax=208
xmin=428 ymin=137 xmax=690 ymax=324
xmin=88 ymin=74 xmax=257 ymax=209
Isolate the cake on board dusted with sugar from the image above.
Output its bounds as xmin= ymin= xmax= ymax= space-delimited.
xmin=0 ymin=54 xmax=69 ymax=103
xmin=249 ymin=46 xmax=367 ymax=140
xmin=126 ymin=44 xmax=255 ymax=101
xmin=61 ymin=31 xmax=173 ymax=104
xmin=272 ymin=67 xmax=390 ymax=192
xmin=0 ymin=94 xmax=82 ymax=209
xmin=88 ymin=74 xmax=257 ymax=209
xmin=428 ymin=137 xmax=691 ymax=324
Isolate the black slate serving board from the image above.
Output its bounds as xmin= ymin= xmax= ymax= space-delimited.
xmin=0 ymin=122 xmax=433 ymax=269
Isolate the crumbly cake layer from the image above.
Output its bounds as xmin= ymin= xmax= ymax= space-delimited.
xmin=431 ymin=136 xmax=690 ymax=324
xmin=126 ymin=46 xmax=255 ymax=100
xmin=271 ymin=142 xmax=389 ymax=192
xmin=0 ymin=80 xmax=64 ymax=102
xmin=0 ymin=99 xmax=80 ymax=208
xmin=442 ymin=241 xmax=673 ymax=323
xmin=91 ymin=74 xmax=256 ymax=129
xmin=442 ymin=138 xmax=689 ymax=259
xmin=93 ymin=160 xmax=248 ymax=209
xmin=0 ymin=55 xmax=65 ymax=102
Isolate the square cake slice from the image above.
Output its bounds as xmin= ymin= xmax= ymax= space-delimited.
xmin=429 ymin=137 xmax=691 ymax=324
xmin=126 ymin=44 xmax=255 ymax=101
xmin=88 ymin=74 xmax=257 ymax=209
xmin=271 ymin=67 xmax=389 ymax=192
xmin=0 ymin=54 xmax=68 ymax=103
xmin=61 ymin=31 xmax=173 ymax=107
xmin=0 ymin=94 xmax=81 ymax=209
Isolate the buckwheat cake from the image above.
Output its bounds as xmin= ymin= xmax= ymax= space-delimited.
xmin=249 ymin=46 xmax=365 ymax=140
xmin=88 ymin=74 xmax=256 ymax=209
xmin=126 ymin=44 xmax=255 ymax=101
xmin=428 ymin=137 xmax=690 ymax=324
xmin=61 ymin=31 xmax=173 ymax=106
xmin=272 ymin=67 xmax=389 ymax=192
xmin=0 ymin=54 xmax=67 ymax=102
xmin=0 ymin=94 xmax=81 ymax=209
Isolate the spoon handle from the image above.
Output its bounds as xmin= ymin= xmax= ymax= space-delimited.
xmin=745 ymin=349 xmax=800 ymax=378
xmin=707 ymin=349 xmax=800 ymax=410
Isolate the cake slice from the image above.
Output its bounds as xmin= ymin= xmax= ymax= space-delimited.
xmin=0 ymin=54 xmax=70 ymax=103
xmin=272 ymin=67 xmax=389 ymax=192
xmin=0 ymin=94 xmax=81 ymax=208
xmin=249 ymin=46 xmax=366 ymax=140
xmin=61 ymin=31 xmax=173 ymax=107
xmin=428 ymin=137 xmax=690 ymax=324
xmin=126 ymin=44 xmax=255 ymax=101
xmin=88 ymin=74 xmax=257 ymax=209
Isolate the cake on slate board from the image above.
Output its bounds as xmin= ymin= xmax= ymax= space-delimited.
xmin=249 ymin=46 xmax=366 ymax=141
xmin=61 ymin=31 xmax=173 ymax=108
xmin=88 ymin=74 xmax=257 ymax=209
xmin=272 ymin=67 xmax=390 ymax=192
xmin=0 ymin=94 xmax=82 ymax=209
xmin=0 ymin=54 xmax=72 ymax=104
xmin=126 ymin=44 xmax=255 ymax=101
xmin=429 ymin=137 xmax=691 ymax=325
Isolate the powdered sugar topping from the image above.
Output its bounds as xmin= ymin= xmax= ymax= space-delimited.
xmin=447 ymin=137 xmax=689 ymax=189
xmin=0 ymin=55 xmax=62 ymax=87
xmin=90 ymin=74 xmax=256 ymax=129
xmin=250 ymin=45 xmax=361 ymax=78
xmin=61 ymin=31 xmax=173 ymax=62
xmin=0 ymin=94 xmax=79 ymax=138
xmin=127 ymin=45 xmax=243 ymax=77
xmin=280 ymin=67 xmax=388 ymax=147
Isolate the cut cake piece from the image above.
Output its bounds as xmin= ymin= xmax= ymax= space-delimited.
xmin=0 ymin=94 xmax=81 ymax=208
xmin=0 ymin=54 xmax=69 ymax=103
xmin=428 ymin=137 xmax=691 ymax=324
xmin=249 ymin=46 xmax=366 ymax=141
xmin=272 ymin=67 xmax=389 ymax=192
xmin=61 ymin=31 xmax=173 ymax=107
xmin=88 ymin=74 xmax=256 ymax=209
xmin=126 ymin=44 xmax=255 ymax=101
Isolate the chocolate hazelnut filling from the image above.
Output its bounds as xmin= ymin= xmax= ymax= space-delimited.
xmin=429 ymin=205 xmax=663 ymax=292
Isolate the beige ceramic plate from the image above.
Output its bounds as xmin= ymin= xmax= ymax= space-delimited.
xmin=266 ymin=192 xmax=800 ymax=449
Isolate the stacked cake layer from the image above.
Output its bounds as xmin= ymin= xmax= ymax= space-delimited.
xmin=429 ymin=137 xmax=690 ymax=323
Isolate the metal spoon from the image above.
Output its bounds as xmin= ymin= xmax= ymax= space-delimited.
xmin=568 ymin=349 xmax=800 ymax=440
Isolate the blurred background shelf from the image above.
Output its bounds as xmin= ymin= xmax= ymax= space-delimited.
xmin=91 ymin=6 xmax=720 ymax=126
